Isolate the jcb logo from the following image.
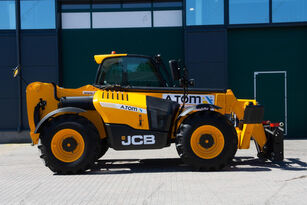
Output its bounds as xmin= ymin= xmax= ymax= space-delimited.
xmin=121 ymin=135 xmax=155 ymax=146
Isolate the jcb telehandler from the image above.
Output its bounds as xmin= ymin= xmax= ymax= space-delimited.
xmin=17 ymin=52 xmax=284 ymax=174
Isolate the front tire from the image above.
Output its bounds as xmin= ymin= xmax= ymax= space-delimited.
xmin=176 ymin=111 xmax=238 ymax=170
xmin=39 ymin=114 xmax=100 ymax=174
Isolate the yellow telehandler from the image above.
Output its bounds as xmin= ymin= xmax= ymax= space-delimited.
xmin=16 ymin=52 xmax=283 ymax=174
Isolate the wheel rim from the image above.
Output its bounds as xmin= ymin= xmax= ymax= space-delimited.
xmin=190 ymin=125 xmax=225 ymax=159
xmin=51 ymin=129 xmax=85 ymax=163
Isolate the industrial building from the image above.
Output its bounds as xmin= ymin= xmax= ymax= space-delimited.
xmin=0 ymin=0 xmax=306 ymax=137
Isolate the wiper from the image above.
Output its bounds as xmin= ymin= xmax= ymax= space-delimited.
xmin=99 ymin=84 xmax=131 ymax=91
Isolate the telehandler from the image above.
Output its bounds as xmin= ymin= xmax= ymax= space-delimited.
xmin=17 ymin=52 xmax=284 ymax=174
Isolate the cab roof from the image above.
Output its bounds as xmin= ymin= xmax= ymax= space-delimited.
xmin=94 ymin=53 xmax=127 ymax=64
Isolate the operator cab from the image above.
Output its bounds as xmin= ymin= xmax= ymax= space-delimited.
xmin=94 ymin=54 xmax=176 ymax=88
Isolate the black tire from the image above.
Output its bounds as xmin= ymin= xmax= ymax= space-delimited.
xmin=96 ymin=139 xmax=109 ymax=160
xmin=38 ymin=114 xmax=100 ymax=174
xmin=176 ymin=111 xmax=238 ymax=170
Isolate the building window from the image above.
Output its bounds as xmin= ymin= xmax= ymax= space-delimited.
xmin=21 ymin=0 xmax=55 ymax=29
xmin=62 ymin=13 xmax=91 ymax=29
xmin=0 ymin=0 xmax=16 ymax=30
xmin=153 ymin=10 xmax=182 ymax=27
xmin=273 ymin=0 xmax=307 ymax=23
xmin=92 ymin=11 xmax=152 ymax=28
xmin=229 ymin=0 xmax=269 ymax=24
xmin=186 ymin=0 xmax=224 ymax=26
xmin=60 ymin=0 xmax=183 ymax=29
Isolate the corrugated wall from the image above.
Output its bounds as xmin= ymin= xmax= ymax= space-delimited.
xmin=228 ymin=27 xmax=307 ymax=137
xmin=61 ymin=27 xmax=184 ymax=88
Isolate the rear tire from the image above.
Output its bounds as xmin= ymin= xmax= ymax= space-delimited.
xmin=176 ymin=111 xmax=238 ymax=170
xmin=39 ymin=114 xmax=100 ymax=174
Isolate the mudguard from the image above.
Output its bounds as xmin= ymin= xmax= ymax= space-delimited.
xmin=34 ymin=107 xmax=86 ymax=134
xmin=178 ymin=104 xmax=221 ymax=117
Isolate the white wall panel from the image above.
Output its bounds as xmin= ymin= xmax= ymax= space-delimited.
xmin=153 ymin=10 xmax=182 ymax=27
xmin=62 ymin=13 xmax=90 ymax=29
xmin=92 ymin=11 xmax=152 ymax=28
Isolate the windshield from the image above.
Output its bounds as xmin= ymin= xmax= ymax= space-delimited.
xmin=96 ymin=56 xmax=166 ymax=87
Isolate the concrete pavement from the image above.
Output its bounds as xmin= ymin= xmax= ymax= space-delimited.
xmin=0 ymin=140 xmax=306 ymax=205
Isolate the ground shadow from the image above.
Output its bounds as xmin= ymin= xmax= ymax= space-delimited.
xmin=226 ymin=157 xmax=307 ymax=172
xmin=83 ymin=156 xmax=307 ymax=175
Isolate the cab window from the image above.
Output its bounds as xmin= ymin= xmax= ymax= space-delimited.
xmin=96 ymin=56 xmax=163 ymax=87
xmin=98 ymin=57 xmax=123 ymax=85
xmin=126 ymin=57 xmax=161 ymax=87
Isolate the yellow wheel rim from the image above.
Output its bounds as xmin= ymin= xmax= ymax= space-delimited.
xmin=190 ymin=125 xmax=225 ymax=159
xmin=51 ymin=129 xmax=85 ymax=163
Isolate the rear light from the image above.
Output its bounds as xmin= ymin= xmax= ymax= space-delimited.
xmin=270 ymin=123 xmax=280 ymax=127
xmin=262 ymin=120 xmax=271 ymax=125
xmin=111 ymin=51 xmax=116 ymax=54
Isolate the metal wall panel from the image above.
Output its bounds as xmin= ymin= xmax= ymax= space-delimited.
xmin=0 ymin=30 xmax=58 ymax=130
xmin=185 ymin=29 xmax=227 ymax=88
xmin=0 ymin=31 xmax=18 ymax=129
xmin=228 ymin=27 xmax=307 ymax=137
xmin=20 ymin=30 xmax=59 ymax=129
xmin=61 ymin=28 xmax=184 ymax=88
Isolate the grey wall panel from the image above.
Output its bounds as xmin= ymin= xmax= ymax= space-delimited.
xmin=0 ymin=99 xmax=18 ymax=129
xmin=0 ymin=30 xmax=58 ymax=131
xmin=19 ymin=31 xmax=59 ymax=131
xmin=0 ymin=31 xmax=18 ymax=130
xmin=21 ymin=31 xmax=58 ymax=66
xmin=22 ymin=97 xmax=29 ymax=130
xmin=0 ymin=32 xmax=16 ymax=66
xmin=21 ymin=66 xmax=58 ymax=98
xmin=188 ymin=62 xmax=227 ymax=88
xmin=186 ymin=31 xmax=226 ymax=63
xmin=0 ymin=68 xmax=19 ymax=99
xmin=185 ymin=29 xmax=227 ymax=89
xmin=22 ymin=66 xmax=58 ymax=82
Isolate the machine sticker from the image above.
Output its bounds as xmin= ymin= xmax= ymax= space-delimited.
xmin=82 ymin=91 xmax=96 ymax=95
xmin=100 ymin=102 xmax=147 ymax=114
xmin=162 ymin=94 xmax=215 ymax=105
xmin=121 ymin=135 xmax=155 ymax=146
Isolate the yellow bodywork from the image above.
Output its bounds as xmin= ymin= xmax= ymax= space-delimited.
xmin=26 ymin=82 xmax=105 ymax=144
xmin=93 ymin=90 xmax=149 ymax=130
xmin=94 ymin=53 xmax=127 ymax=64
xmin=27 ymin=83 xmax=267 ymax=150
xmin=26 ymin=53 xmax=267 ymax=151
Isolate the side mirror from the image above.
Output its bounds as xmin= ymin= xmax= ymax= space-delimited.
xmin=13 ymin=65 xmax=20 ymax=78
xmin=169 ymin=60 xmax=180 ymax=81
